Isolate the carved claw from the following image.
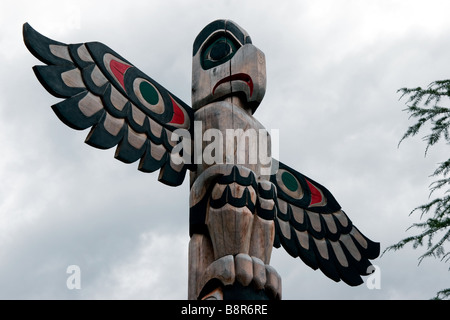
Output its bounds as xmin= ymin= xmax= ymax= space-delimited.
xmin=197 ymin=254 xmax=282 ymax=300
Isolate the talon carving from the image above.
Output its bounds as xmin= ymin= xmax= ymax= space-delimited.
xmin=195 ymin=253 xmax=281 ymax=300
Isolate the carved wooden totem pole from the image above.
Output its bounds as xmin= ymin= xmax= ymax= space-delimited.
xmin=23 ymin=20 xmax=380 ymax=300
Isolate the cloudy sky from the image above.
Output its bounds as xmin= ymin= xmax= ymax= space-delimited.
xmin=0 ymin=0 xmax=449 ymax=300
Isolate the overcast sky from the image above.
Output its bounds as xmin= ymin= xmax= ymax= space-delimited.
xmin=0 ymin=0 xmax=449 ymax=300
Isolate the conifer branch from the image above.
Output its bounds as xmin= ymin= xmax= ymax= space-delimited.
xmin=389 ymin=79 xmax=450 ymax=299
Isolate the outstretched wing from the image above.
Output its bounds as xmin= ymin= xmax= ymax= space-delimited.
xmin=23 ymin=23 xmax=194 ymax=186
xmin=270 ymin=160 xmax=380 ymax=286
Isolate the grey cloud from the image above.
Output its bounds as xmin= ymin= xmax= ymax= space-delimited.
xmin=0 ymin=0 xmax=449 ymax=300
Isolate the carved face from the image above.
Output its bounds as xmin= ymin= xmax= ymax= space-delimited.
xmin=192 ymin=20 xmax=266 ymax=114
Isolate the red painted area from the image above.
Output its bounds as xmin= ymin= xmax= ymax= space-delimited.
xmin=306 ymin=179 xmax=323 ymax=206
xmin=212 ymin=73 xmax=253 ymax=97
xmin=169 ymin=97 xmax=185 ymax=125
xmin=110 ymin=59 xmax=131 ymax=89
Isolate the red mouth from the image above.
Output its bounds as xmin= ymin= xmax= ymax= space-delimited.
xmin=212 ymin=73 xmax=254 ymax=97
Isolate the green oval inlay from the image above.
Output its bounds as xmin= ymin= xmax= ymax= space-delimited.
xmin=140 ymin=81 xmax=159 ymax=105
xmin=282 ymin=171 xmax=299 ymax=192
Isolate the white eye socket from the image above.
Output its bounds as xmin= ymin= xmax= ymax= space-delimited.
xmin=201 ymin=36 xmax=239 ymax=69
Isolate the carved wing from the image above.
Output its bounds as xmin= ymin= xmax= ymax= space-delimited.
xmin=23 ymin=23 xmax=194 ymax=186
xmin=270 ymin=160 xmax=380 ymax=286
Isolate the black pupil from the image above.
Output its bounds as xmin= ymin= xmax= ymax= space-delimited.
xmin=210 ymin=41 xmax=231 ymax=61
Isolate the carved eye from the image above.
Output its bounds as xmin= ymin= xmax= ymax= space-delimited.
xmin=201 ymin=36 xmax=239 ymax=70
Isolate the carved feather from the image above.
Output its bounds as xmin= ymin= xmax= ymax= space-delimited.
xmin=271 ymin=160 xmax=380 ymax=286
xmin=23 ymin=23 xmax=194 ymax=186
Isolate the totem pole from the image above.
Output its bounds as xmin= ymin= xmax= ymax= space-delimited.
xmin=23 ymin=20 xmax=380 ymax=300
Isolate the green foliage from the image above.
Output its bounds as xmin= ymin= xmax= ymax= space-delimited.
xmin=398 ymin=80 xmax=450 ymax=154
xmin=385 ymin=80 xmax=450 ymax=300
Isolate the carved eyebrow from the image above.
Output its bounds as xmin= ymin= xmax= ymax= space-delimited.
xmin=202 ymin=31 xmax=241 ymax=53
xmin=193 ymin=20 xmax=226 ymax=56
xmin=225 ymin=20 xmax=251 ymax=46
xmin=192 ymin=19 xmax=250 ymax=56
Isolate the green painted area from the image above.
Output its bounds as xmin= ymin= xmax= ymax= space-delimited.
xmin=140 ymin=81 xmax=159 ymax=105
xmin=201 ymin=36 xmax=238 ymax=70
xmin=282 ymin=171 xmax=299 ymax=192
